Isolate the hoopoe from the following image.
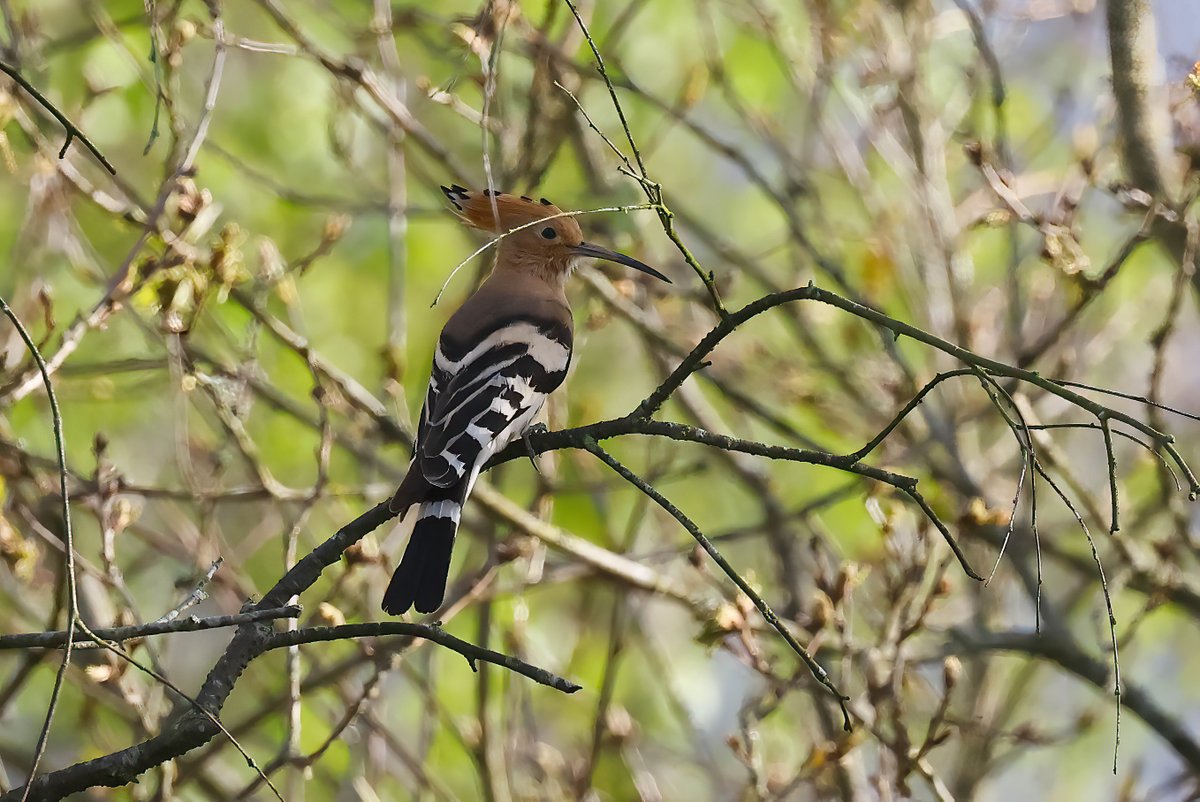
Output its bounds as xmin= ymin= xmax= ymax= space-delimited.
xmin=383 ymin=186 xmax=670 ymax=615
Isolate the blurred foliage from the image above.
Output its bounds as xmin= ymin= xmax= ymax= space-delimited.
xmin=1 ymin=0 xmax=1199 ymax=800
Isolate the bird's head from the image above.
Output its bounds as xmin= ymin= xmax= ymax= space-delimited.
xmin=441 ymin=185 xmax=669 ymax=284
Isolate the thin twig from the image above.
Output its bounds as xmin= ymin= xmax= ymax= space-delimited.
xmin=1051 ymin=379 xmax=1200 ymax=424
xmin=1034 ymin=463 xmax=1123 ymax=773
xmin=561 ymin=0 xmax=726 ymax=315
xmin=0 ymin=60 xmax=117 ymax=173
xmin=0 ymin=294 xmax=79 ymax=802
xmin=582 ymin=438 xmax=852 ymax=731
xmin=155 ymin=558 xmax=224 ymax=623
xmin=1100 ymin=415 xmax=1120 ymax=534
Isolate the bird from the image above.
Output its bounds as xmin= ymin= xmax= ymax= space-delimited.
xmin=382 ymin=185 xmax=670 ymax=615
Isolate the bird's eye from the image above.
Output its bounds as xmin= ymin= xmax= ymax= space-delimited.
xmin=540 ymin=227 xmax=557 ymax=240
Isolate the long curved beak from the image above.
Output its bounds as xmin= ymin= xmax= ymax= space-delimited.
xmin=571 ymin=242 xmax=671 ymax=283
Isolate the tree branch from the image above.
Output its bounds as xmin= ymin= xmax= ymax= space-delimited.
xmin=1105 ymin=0 xmax=1174 ymax=200
xmin=0 ymin=60 xmax=117 ymax=174
xmin=950 ymin=627 xmax=1200 ymax=773
xmin=0 ymin=607 xmax=302 ymax=650
xmin=261 ymin=624 xmax=581 ymax=694
xmin=7 ymin=281 xmax=1196 ymax=797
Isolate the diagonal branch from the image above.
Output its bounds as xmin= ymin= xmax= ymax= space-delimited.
xmin=583 ymin=438 xmax=852 ymax=730
xmin=0 ymin=501 xmax=576 ymax=801
xmin=0 ymin=60 xmax=117 ymax=174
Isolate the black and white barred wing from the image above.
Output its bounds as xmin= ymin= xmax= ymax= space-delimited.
xmin=416 ymin=320 xmax=572 ymax=489
xmin=384 ymin=318 xmax=573 ymax=615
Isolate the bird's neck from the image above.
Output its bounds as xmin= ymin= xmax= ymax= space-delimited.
xmin=490 ymin=252 xmax=571 ymax=301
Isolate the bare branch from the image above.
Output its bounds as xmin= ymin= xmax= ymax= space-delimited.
xmin=0 ymin=60 xmax=117 ymax=173
xmin=0 ymin=606 xmax=302 ymax=651
xmin=261 ymin=623 xmax=581 ymax=694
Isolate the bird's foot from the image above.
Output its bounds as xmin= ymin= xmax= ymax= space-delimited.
xmin=522 ymin=423 xmax=549 ymax=474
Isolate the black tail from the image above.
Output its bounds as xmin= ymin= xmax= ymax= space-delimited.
xmin=382 ymin=480 xmax=467 ymax=615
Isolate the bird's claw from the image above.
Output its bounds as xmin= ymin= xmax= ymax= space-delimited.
xmin=523 ymin=423 xmax=549 ymax=474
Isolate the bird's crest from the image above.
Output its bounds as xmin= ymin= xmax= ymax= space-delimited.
xmin=441 ymin=185 xmax=563 ymax=234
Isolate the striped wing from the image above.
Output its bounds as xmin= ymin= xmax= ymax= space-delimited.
xmin=415 ymin=319 xmax=572 ymax=488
